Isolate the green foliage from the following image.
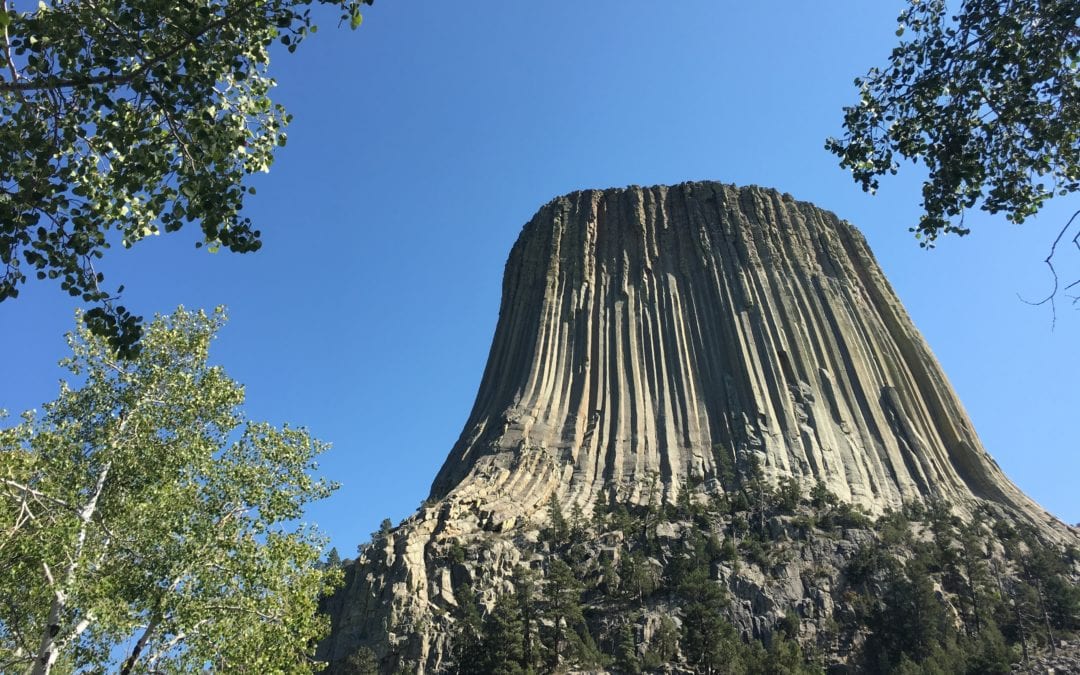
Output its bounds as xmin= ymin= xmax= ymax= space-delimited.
xmin=343 ymin=647 xmax=380 ymax=674
xmin=619 ymin=550 xmax=659 ymax=605
xmin=741 ymin=536 xmax=772 ymax=569
xmin=478 ymin=593 xmax=527 ymax=675
xmin=0 ymin=0 xmax=373 ymax=355
xmin=866 ymin=554 xmax=952 ymax=668
xmin=712 ymin=444 xmax=738 ymax=492
xmin=569 ymin=500 xmax=587 ymax=544
xmin=448 ymin=539 xmax=467 ymax=564
xmin=820 ymin=502 xmax=873 ymax=530
xmin=719 ymin=537 xmax=738 ymax=562
xmin=765 ymin=629 xmax=823 ymax=675
xmin=877 ymin=509 xmax=914 ymax=546
xmin=828 ymin=0 xmax=1079 ymax=245
xmin=0 ymin=308 xmax=339 ymax=674
xmin=450 ymin=487 xmax=1066 ymax=675
xmin=449 ymin=584 xmax=484 ymax=674
xmin=542 ymin=558 xmax=598 ymax=669
xmin=325 ymin=546 xmax=343 ymax=569
xmin=376 ymin=517 xmax=393 ymax=539
xmin=832 ymin=502 xmax=1070 ymax=675
xmin=777 ymin=609 xmax=801 ymax=638
xmin=544 ymin=493 xmax=569 ymax=547
xmin=592 ymin=490 xmax=610 ymax=525
xmin=776 ymin=476 xmax=802 ymax=514
xmin=810 ymin=481 xmax=838 ymax=510
xmin=641 ymin=615 xmax=680 ymax=670
xmin=681 ymin=594 xmax=740 ymax=674
xmin=514 ymin=567 xmax=542 ymax=673
xmin=614 ymin=622 xmax=641 ymax=674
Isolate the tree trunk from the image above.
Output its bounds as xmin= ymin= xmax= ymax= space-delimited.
xmin=1034 ymin=577 xmax=1057 ymax=657
xmin=120 ymin=613 xmax=161 ymax=675
xmin=30 ymin=462 xmax=111 ymax=675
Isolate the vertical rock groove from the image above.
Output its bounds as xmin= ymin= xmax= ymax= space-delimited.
xmin=429 ymin=182 xmax=1042 ymax=520
xmin=320 ymin=183 xmax=1065 ymax=673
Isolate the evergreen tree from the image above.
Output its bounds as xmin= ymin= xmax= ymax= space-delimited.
xmin=342 ymin=647 xmax=379 ymax=674
xmin=678 ymin=567 xmax=735 ymax=674
xmin=449 ymin=584 xmax=484 ymax=674
xmin=776 ymin=476 xmax=801 ymax=514
xmin=619 ymin=551 xmax=659 ymax=606
xmin=479 ymin=593 xmax=525 ymax=675
xmin=764 ymin=630 xmax=822 ymax=675
xmin=325 ymin=546 xmax=343 ymax=569
xmin=614 ymin=622 xmax=642 ymax=675
xmin=866 ymin=554 xmax=953 ymax=670
xmin=810 ymin=480 xmax=838 ymax=510
xmin=681 ymin=603 xmax=740 ymax=675
xmin=642 ymin=615 xmax=680 ymax=670
xmin=569 ymin=501 xmax=587 ymax=544
xmin=542 ymin=559 xmax=592 ymax=670
xmin=545 ymin=494 xmax=569 ymax=547
xmin=514 ymin=568 xmax=541 ymax=673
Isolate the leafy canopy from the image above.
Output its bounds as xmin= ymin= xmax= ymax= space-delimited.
xmin=0 ymin=0 xmax=372 ymax=357
xmin=828 ymin=0 xmax=1078 ymax=244
xmin=0 ymin=307 xmax=339 ymax=674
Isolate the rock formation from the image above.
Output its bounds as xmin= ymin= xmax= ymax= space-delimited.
xmin=319 ymin=182 xmax=1071 ymax=673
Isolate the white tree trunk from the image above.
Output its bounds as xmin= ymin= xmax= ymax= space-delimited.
xmin=29 ymin=462 xmax=110 ymax=675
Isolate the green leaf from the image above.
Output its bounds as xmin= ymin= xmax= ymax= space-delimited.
xmin=0 ymin=0 xmax=362 ymax=356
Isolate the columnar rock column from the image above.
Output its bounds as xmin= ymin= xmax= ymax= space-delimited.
xmin=430 ymin=182 xmax=1044 ymax=523
xmin=321 ymin=183 xmax=1063 ymax=673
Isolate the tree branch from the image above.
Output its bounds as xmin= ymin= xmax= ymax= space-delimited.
xmin=30 ymin=461 xmax=111 ymax=675
xmin=0 ymin=479 xmax=71 ymax=509
xmin=0 ymin=0 xmax=24 ymax=97
xmin=1017 ymin=208 xmax=1080 ymax=327
xmin=0 ymin=0 xmax=263 ymax=94
xmin=119 ymin=612 xmax=161 ymax=675
xmin=144 ymin=618 xmax=209 ymax=669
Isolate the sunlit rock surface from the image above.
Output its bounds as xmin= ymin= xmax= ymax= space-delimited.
xmin=319 ymin=182 xmax=1065 ymax=673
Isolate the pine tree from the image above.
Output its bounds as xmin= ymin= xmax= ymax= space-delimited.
xmin=342 ymin=647 xmax=379 ymax=674
xmin=542 ymin=559 xmax=589 ymax=670
xmin=514 ymin=568 xmax=541 ymax=673
xmin=325 ymin=547 xmax=343 ymax=569
xmin=479 ymin=593 xmax=525 ymax=675
xmin=614 ymin=622 xmax=641 ymax=674
xmin=642 ymin=615 xmax=680 ymax=669
xmin=545 ymin=494 xmax=569 ymax=547
xmin=449 ymin=584 xmax=484 ymax=674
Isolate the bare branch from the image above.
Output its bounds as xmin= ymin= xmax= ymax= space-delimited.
xmin=1017 ymin=208 xmax=1080 ymax=327
xmin=1 ymin=479 xmax=70 ymax=509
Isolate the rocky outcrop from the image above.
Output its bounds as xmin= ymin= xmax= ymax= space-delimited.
xmin=319 ymin=183 xmax=1071 ymax=672
xmin=432 ymin=182 xmax=1050 ymax=523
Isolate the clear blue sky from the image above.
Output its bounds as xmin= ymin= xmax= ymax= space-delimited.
xmin=2 ymin=1 xmax=1077 ymax=556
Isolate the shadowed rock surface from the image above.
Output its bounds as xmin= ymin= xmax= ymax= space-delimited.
xmin=319 ymin=183 xmax=1070 ymax=673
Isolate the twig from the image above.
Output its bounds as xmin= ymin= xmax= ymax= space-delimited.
xmin=1 ymin=479 xmax=71 ymax=509
xmin=1017 ymin=208 xmax=1080 ymax=328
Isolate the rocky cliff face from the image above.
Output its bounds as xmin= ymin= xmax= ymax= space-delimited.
xmin=433 ymin=182 xmax=1045 ymax=521
xmin=319 ymin=183 xmax=1070 ymax=672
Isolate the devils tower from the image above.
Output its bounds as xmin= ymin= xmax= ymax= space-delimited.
xmin=320 ymin=183 xmax=1074 ymax=673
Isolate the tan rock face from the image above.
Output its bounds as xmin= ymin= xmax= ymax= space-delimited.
xmin=321 ymin=182 xmax=1065 ymax=672
xmin=431 ymin=182 xmax=1043 ymax=523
